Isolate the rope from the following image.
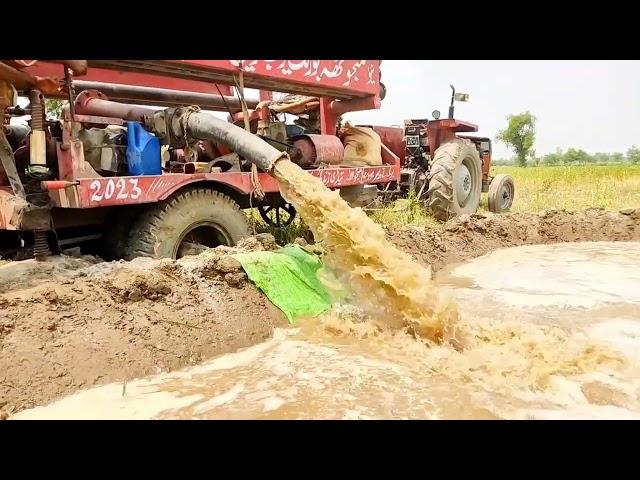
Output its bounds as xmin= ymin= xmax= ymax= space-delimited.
xmin=180 ymin=105 xmax=201 ymax=162
xmin=234 ymin=66 xmax=265 ymax=201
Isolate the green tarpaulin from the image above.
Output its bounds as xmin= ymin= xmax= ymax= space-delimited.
xmin=232 ymin=245 xmax=332 ymax=323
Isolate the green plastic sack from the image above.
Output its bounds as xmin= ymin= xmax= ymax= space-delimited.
xmin=232 ymin=244 xmax=332 ymax=323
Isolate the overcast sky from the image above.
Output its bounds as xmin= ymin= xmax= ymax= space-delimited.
xmin=344 ymin=60 xmax=640 ymax=159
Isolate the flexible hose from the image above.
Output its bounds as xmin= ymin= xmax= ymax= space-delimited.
xmin=185 ymin=111 xmax=286 ymax=172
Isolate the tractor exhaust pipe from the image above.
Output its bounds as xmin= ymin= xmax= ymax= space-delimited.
xmin=146 ymin=107 xmax=286 ymax=172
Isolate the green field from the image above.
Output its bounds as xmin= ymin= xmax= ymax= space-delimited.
xmin=491 ymin=164 xmax=640 ymax=213
xmin=249 ymin=164 xmax=640 ymax=241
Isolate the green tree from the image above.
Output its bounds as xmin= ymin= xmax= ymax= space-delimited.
xmin=496 ymin=111 xmax=536 ymax=167
xmin=611 ymin=152 xmax=625 ymax=164
xmin=45 ymin=99 xmax=67 ymax=120
xmin=592 ymin=152 xmax=609 ymax=164
xmin=543 ymin=151 xmax=562 ymax=165
xmin=627 ymin=146 xmax=640 ymax=164
xmin=563 ymin=148 xmax=590 ymax=164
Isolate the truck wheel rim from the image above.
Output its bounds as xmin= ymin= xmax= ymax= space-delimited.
xmin=175 ymin=221 xmax=232 ymax=259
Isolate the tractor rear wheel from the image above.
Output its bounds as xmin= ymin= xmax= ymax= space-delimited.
xmin=123 ymin=187 xmax=250 ymax=260
xmin=427 ymin=139 xmax=482 ymax=221
xmin=487 ymin=173 xmax=515 ymax=213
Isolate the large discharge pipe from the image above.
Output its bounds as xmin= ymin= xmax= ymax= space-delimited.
xmin=147 ymin=107 xmax=286 ymax=172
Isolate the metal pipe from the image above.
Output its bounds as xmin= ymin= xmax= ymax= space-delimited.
xmin=72 ymin=80 xmax=259 ymax=113
xmin=74 ymin=90 xmax=158 ymax=122
xmin=148 ymin=108 xmax=286 ymax=173
xmin=186 ymin=111 xmax=284 ymax=172
xmin=41 ymin=180 xmax=79 ymax=191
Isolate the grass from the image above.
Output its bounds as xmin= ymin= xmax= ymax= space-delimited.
xmin=246 ymin=164 xmax=640 ymax=244
xmin=492 ymin=164 xmax=640 ymax=213
xmin=246 ymin=208 xmax=313 ymax=245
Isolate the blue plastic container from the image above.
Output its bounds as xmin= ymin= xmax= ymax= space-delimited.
xmin=126 ymin=122 xmax=162 ymax=176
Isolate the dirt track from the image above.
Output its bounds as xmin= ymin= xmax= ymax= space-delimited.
xmin=1 ymin=208 xmax=639 ymax=417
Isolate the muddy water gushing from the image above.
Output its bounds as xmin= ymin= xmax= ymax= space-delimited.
xmin=13 ymin=242 xmax=640 ymax=420
xmin=273 ymin=160 xmax=458 ymax=341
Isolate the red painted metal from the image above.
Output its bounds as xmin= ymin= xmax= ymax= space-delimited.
xmin=423 ymin=119 xmax=480 ymax=157
xmin=102 ymin=60 xmax=381 ymax=98
xmin=259 ymin=90 xmax=273 ymax=102
xmin=381 ymin=143 xmax=400 ymax=166
xmin=435 ymin=119 xmax=478 ymax=132
xmin=20 ymin=61 xmax=380 ymax=99
xmin=56 ymin=137 xmax=100 ymax=182
xmin=19 ymin=62 xmax=232 ymax=96
xmin=319 ymin=97 xmax=338 ymax=135
xmin=370 ymin=126 xmax=405 ymax=163
xmin=292 ymin=134 xmax=344 ymax=166
xmin=48 ymin=164 xmax=399 ymax=209
xmin=74 ymin=90 xmax=157 ymax=122
xmin=41 ymin=180 xmax=79 ymax=190
xmin=459 ymin=135 xmax=493 ymax=181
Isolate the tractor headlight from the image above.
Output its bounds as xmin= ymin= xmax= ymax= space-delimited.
xmin=432 ymin=109 xmax=441 ymax=120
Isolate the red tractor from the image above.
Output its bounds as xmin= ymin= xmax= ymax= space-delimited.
xmin=366 ymin=85 xmax=514 ymax=220
xmin=0 ymin=60 xmax=511 ymax=261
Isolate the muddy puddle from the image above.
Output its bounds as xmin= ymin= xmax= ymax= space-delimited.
xmin=12 ymin=241 xmax=640 ymax=420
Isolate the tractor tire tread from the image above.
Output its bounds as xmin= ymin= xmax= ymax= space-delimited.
xmin=427 ymin=139 xmax=482 ymax=221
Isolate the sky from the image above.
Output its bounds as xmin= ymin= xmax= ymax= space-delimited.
xmin=344 ymin=60 xmax=640 ymax=159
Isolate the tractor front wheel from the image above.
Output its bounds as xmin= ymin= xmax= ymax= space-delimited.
xmin=123 ymin=187 xmax=250 ymax=260
xmin=487 ymin=173 xmax=515 ymax=213
xmin=427 ymin=139 xmax=482 ymax=221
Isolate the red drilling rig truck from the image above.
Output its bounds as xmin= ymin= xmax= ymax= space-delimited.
xmin=0 ymin=60 xmax=514 ymax=260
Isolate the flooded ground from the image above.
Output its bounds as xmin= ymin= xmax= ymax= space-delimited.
xmin=12 ymin=241 xmax=640 ymax=420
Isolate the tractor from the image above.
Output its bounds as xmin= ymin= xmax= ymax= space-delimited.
xmin=366 ymin=85 xmax=515 ymax=220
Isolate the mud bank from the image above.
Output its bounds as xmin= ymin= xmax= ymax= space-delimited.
xmin=0 ymin=235 xmax=286 ymax=417
xmin=387 ymin=208 xmax=640 ymax=272
xmin=1 ymin=209 xmax=639 ymax=417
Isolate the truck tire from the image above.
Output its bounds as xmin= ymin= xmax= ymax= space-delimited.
xmin=487 ymin=173 xmax=515 ymax=213
xmin=123 ymin=187 xmax=249 ymax=260
xmin=427 ymin=139 xmax=482 ymax=221
xmin=102 ymin=209 xmax=137 ymax=260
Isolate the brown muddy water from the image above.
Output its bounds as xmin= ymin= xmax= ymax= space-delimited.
xmin=12 ymin=241 xmax=640 ymax=420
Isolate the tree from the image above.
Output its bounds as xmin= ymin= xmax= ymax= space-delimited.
xmin=45 ymin=99 xmax=67 ymax=120
xmin=627 ymin=146 xmax=640 ymax=164
xmin=611 ymin=152 xmax=625 ymax=164
xmin=563 ymin=148 xmax=590 ymax=164
xmin=496 ymin=111 xmax=536 ymax=167
xmin=543 ymin=151 xmax=562 ymax=165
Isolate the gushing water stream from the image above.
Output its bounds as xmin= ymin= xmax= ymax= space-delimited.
xmin=13 ymin=241 xmax=640 ymax=420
